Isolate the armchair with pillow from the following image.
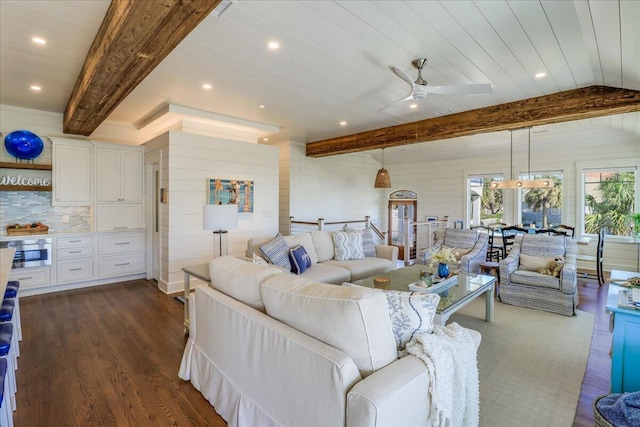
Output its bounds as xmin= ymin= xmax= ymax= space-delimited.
xmin=422 ymin=228 xmax=489 ymax=274
xmin=499 ymin=234 xmax=578 ymax=316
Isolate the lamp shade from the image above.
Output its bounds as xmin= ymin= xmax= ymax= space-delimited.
xmin=374 ymin=168 xmax=391 ymax=188
xmin=203 ymin=204 xmax=239 ymax=231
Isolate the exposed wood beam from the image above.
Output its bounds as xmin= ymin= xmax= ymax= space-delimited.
xmin=63 ymin=0 xmax=222 ymax=136
xmin=306 ymin=85 xmax=640 ymax=157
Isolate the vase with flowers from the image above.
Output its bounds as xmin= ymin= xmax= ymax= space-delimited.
xmin=427 ymin=246 xmax=459 ymax=278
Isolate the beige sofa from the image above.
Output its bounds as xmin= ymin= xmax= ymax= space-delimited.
xmin=246 ymin=230 xmax=399 ymax=284
xmin=179 ymin=256 xmax=481 ymax=427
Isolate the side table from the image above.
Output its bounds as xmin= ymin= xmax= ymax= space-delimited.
xmin=182 ymin=263 xmax=211 ymax=335
xmin=480 ymin=261 xmax=500 ymax=299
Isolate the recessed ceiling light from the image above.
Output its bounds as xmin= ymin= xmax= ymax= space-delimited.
xmin=339 ymin=121 xmax=347 ymax=126
xmin=258 ymin=104 xmax=265 ymax=109
xmin=30 ymin=85 xmax=42 ymax=91
xmin=535 ymin=72 xmax=546 ymax=79
xmin=32 ymin=37 xmax=46 ymax=45
xmin=202 ymin=83 xmax=212 ymax=90
xmin=263 ymin=137 xmax=269 ymax=142
xmin=409 ymin=104 xmax=418 ymax=109
xmin=268 ymin=41 xmax=280 ymax=49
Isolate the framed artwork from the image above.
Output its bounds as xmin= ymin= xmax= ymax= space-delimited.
xmin=208 ymin=178 xmax=254 ymax=213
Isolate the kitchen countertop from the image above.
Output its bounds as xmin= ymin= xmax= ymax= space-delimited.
xmin=0 ymin=228 xmax=146 ymax=241
xmin=0 ymin=248 xmax=16 ymax=299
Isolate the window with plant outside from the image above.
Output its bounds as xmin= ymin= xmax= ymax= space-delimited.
xmin=520 ymin=172 xmax=563 ymax=228
xmin=582 ymin=168 xmax=636 ymax=236
xmin=468 ymin=176 xmax=503 ymax=226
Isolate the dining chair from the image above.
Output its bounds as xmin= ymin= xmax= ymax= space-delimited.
xmin=577 ymin=227 xmax=605 ymax=286
xmin=535 ymin=228 xmax=568 ymax=236
xmin=501 ymin=226 xmax=528 ymax=257
xmin=556 ymin=225 xmax=575 ymax=238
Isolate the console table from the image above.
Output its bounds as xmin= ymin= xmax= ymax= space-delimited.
xmin=607 ymin=269 xmax=640 ymax=393
xmin=182 ymin=263 xmax=211 ymax=335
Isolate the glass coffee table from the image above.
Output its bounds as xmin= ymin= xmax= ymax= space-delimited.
xmin=354 ymin=264 xmax=495 ymax=325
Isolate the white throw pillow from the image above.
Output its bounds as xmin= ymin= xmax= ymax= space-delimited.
xmin=343 ymin=283 xmax=440 ymax=353
xmin=332 ymin=230 xmax=365 ymax=261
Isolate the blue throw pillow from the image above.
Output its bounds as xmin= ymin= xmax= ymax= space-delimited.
xmin=259 ymin=233 xmax=291 ymax=271
xmin=289 ymin=245 xmax=312 ymax=274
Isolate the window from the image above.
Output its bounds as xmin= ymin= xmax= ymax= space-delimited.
xmin=582 ymin=168 xmax=636 ymax=236
xmin=519 ymin=171 xmax=563 ymax=228
xmin=467 ymin=175 xmax=503 ymax=227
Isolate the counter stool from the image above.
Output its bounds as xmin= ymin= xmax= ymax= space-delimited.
xmin=0 ymin=323 xmax=15 ymax=412
xmin=0 ymin=358 xmax=12 ymax=427
xmin=480 ymin=261 xmax=500 ymax=300
xmin=3 ymin=282 xmax=20 ymax=342
xmin=0 ymin=302 xmax=18 ymax=363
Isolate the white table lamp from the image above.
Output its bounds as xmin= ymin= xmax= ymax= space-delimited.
xmin=203 ymin=204 xmax=239 ymax=257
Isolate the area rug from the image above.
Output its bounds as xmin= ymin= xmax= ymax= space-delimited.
xmin=449 ymin=296 xmax=594 ymax=427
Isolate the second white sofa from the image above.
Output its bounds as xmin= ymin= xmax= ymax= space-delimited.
xmin=246 ymin=230 xmax=399 ymax=284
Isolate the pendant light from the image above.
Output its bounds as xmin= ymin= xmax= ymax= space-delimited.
xmin=490 ymin=128 xmax=554 ymax=189
xmin=374 ymin=148 xmax=391 ymax=188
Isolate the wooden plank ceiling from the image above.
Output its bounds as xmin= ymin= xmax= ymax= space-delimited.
xmin=306 ymin=86 xmax=640 ymax=157
xmin=63 ymin=0 xmax=222 ymax=136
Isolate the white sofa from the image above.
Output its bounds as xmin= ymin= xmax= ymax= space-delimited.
xmin=246 ymin=230 xmax=399 ymax=284
xmin=179 ymin=256 xmax=481 ymax=427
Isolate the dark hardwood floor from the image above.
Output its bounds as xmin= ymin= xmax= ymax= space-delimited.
xmin=15 ymin=280 xmax=226 ymax=427
xmin=13 ymin=276 xmax=611 ymax=426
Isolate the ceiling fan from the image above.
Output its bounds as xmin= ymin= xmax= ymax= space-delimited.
xmin=384 ymin=58 xmax=492 ymax=108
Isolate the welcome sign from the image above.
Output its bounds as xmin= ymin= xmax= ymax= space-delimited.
xmin=0 ymin=168 xmax=52 ymax=190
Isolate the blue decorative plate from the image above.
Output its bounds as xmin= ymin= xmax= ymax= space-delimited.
xmin=4 ymin=130 xmax=44 ymax=160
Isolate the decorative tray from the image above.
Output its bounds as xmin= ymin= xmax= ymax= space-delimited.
xmin=610 ymin=277 xmax=640 ymax=288
xmin=6 ymin=223 xmax=48 ymax=235
xmin=409 ymin=276 xmax=457 ymax=294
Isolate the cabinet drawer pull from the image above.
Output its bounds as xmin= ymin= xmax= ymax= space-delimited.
xmin=17 ymin=277 xmax=32 ymax=280
xmin=69 ymin=240 xmax=82 ymax=243
xmin=115 ymin=242 xmax=130 ymax=245
xmin=114 ymin=227 xmax=129 ymax=229
xmin=69 ymin=268 xmax=82 ymax=272
xmin=115 ymin=263 xmax=130 ymax=267
xmin=69 ymin=251 xmax=81 ymax=254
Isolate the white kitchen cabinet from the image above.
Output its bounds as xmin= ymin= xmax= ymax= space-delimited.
xmin=51 ymin=138 xmax=93 ymax=206
xmin=95 ymin=145 xmax=143 ymax=203
xmin=55 ymin=235 xmax=94 ymax=284
xmin=97 ymin=231 xmax=145 ymax=278
xmin=8 ymin=267 xmax=51 ymax=290
xmin=96 ymin=204 xmax=144 ymax=231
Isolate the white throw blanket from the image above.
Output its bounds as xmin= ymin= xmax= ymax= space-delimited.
xmin=405 ymin=322 xmax=479 ymax=427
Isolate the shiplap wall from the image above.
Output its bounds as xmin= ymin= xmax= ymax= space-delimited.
xmin=385 ymin=126 xmax=640 ymax=272
xmin=286 ymin=142 xmax=386 ymax=230
xmin=147 ymin=131 xmax=279 ymax=293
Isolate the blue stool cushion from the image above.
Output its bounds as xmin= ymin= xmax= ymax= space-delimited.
xmin=3 ymin=288 xmax=16 ymax=299
xmin=0 ymin=357 xmax=6 ymax=405
xmin=0 ymin=300 xmax=15 ymax=323
xmin=0 ymin=323 xmax=12 ymax=357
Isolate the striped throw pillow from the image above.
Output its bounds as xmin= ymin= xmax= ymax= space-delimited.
xmin=259 ymin=233 xmax=292 ymax=271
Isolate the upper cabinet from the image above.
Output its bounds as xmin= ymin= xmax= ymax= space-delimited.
xmin=95 ymin=145 xmax=144 ymax=203
xmin=51 ymin=138 xmax=93 ymax=206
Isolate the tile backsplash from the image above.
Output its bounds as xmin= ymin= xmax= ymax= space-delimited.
xmin=0 ymin=191 xmax=92 ymax=235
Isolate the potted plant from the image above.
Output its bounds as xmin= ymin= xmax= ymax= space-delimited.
xmin=427 ymin=246 xmax=459 ymax=278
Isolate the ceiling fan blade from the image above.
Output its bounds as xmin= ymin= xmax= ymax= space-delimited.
xmin=389 ymin=65 xmax=415 ymax=91
xmin=424 ymin=83 xmax=493 ymax=96
xmin=377 ymin=94 xmax=415 ymax=112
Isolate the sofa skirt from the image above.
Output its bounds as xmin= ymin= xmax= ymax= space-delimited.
xmin=180 ymin=339 xmax=280 ymax=427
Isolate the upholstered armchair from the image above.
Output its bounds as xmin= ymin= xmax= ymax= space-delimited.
xmin=499 ymin=234 xmax=578 ymax=316
xmin=423 ymin=228 xmax=489 ymax=274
